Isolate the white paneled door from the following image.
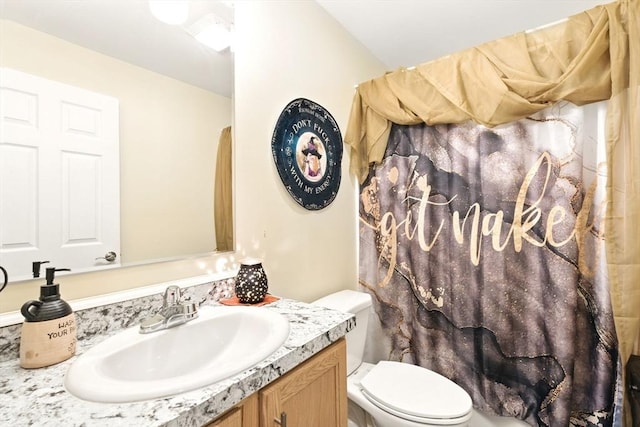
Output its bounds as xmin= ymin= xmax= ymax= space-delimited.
xmin=0 ymin=68 xmax=120 ymax=279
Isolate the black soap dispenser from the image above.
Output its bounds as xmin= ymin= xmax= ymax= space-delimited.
xmin=19 ymin=267 xmax=77 ymax=369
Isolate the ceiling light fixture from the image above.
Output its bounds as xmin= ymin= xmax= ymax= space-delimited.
xmin=148 ymin=0 xmax=190 ymax=26
xmin=187 ymin=14 xmax=233 ymax=52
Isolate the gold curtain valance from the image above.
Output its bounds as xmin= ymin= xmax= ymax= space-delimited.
xmin=345 ymin=0 xmax=632 ymax=184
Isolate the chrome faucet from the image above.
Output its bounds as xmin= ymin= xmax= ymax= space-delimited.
xmin=139 ymin=285 xmax=198 ymax=334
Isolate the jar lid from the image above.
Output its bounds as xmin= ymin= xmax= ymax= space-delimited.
xmin=240 ymin=257 xmax=262 ymax=266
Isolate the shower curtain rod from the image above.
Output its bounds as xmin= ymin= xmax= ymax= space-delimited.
xmin=525 ymin=17 xmax=569 ymax=33
xmin=352 ymin=14 xmax=572 ymax=90
xmin=354 ymin=65 xmax=416 ymax=88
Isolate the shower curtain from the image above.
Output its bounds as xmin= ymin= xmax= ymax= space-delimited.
xmin=358 ymin=102 xmax=618 ymax=425
xmin=346 ymin=0 xmax=638 ymax=425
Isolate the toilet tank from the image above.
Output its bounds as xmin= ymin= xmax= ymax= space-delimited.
xmin=312 ymin=290 xmax=372 ymax=375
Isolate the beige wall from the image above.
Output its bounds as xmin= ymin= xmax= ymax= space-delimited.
xmin=233 ymin=1 xmax=386 ymax=303
xmin=0 ymin=1 xmax=385 ymax=313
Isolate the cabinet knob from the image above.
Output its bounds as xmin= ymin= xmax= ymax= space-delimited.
xmin=274 ymin=412 xmax=287 ymax=427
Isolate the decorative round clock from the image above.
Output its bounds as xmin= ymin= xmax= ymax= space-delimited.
xmin=271 ymin=98 xmax=343 ymax=210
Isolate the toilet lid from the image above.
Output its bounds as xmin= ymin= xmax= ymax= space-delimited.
xmin=359 ymin=361 xmax=472 ymax=422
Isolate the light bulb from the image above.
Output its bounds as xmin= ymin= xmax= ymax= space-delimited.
xmin=188 ymin=14 xmax=233 ymax=52
xmin=149 ymin=0 xmax=189 ymax=26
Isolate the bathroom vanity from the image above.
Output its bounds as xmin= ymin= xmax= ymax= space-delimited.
xmin=0 ymin=278 xmax=354 ymax=427
xmin=209 ymin=339 xmax=346 ymax=426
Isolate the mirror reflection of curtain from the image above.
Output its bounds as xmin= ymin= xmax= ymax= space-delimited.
xmin=214 ymin=126 xmax=233 ymax=252
xmin=346 ymin=0 xmax=638 ymax=424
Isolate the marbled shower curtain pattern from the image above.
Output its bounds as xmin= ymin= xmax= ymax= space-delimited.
xmin=358 ymin=103 xmax=619 ymax=427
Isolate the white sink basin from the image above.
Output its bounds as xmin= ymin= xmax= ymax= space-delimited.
xmin=64 ymin=305 xmax=290 ymax=403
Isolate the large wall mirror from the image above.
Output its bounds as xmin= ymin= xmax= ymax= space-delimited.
xmin=0 ymin=0 xmax=234 ymax=282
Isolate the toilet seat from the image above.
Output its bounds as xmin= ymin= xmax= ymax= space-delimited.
xmin=359 ymin=361 xmax=473 ymax=425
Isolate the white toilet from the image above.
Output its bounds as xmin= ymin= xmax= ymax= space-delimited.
xmin=313 ymin=290 xmax=473 ymax=427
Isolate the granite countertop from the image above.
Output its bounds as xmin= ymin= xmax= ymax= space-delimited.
xmin=0 ymin=298 xmax=354 ymax=427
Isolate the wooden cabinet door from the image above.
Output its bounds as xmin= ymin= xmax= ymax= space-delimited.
xmin=206 ymin=393 xmax=259 ymax=427
xmin=259 ymin=338 xmax=347 ymax=427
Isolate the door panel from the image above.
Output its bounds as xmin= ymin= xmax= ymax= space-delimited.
xmin=0 ymin=67 xmax=120 ymax=278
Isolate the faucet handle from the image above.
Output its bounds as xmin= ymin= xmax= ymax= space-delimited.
xmin=163 ymin=285 xmax=182 ymax=307
xmin=182 ymin=302 xmax=198 ymax=317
